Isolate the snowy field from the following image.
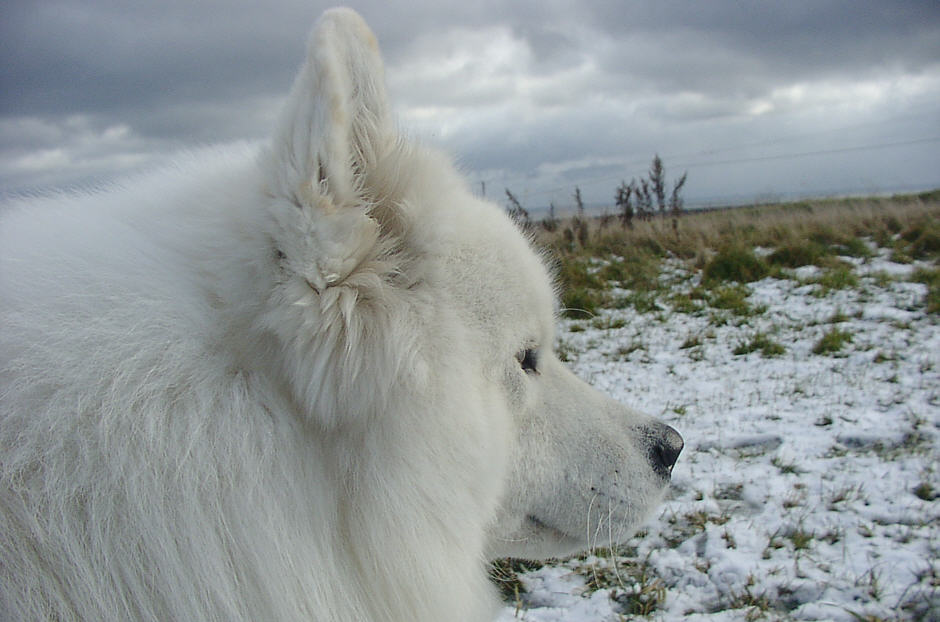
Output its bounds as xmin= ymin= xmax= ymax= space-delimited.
xmin=494 ymin=247 xmax=939 ymax=621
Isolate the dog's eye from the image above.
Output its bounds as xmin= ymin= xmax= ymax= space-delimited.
xmin=516 ymin=348 xmax=539 ymax=375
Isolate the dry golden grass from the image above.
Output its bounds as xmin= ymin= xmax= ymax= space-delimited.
xmin=534 ymin=191 xmax=940 ymax=317
xmin=536 ymin=191 xmax=940 ymax=267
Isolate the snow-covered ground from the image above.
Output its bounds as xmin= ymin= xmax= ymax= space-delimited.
xmin=495 ymin=250 xmax=939 ymax=621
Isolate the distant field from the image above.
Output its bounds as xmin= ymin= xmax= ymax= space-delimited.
xmin=493 ymin=191 xmax=939 ymax=621
xmin=537 ymin=190 xmax=939 ymax=320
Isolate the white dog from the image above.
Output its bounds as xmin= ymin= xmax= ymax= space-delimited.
xmin=0 ymin=8 xmax=681 ymax=621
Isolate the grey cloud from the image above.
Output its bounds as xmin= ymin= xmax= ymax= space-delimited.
xmin=1 ymin=0 xmax=938 ymax=202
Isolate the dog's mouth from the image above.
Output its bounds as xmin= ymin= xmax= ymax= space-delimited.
xmin=525 ymin=515 xmax=579 ymax=544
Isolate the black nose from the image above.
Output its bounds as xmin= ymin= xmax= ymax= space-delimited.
xmin=648 ymin=424 xmax=683 ymax=479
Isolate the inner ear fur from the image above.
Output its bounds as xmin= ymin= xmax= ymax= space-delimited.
xmin=264 ymin=8 xmax=401 ymax=291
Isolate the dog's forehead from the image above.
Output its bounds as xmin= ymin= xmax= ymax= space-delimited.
xmin=434 ymin=204 xmax=555 ymax=343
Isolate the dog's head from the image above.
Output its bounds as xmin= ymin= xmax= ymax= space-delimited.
xmin=263 ymin=8 xmax=681 ymax=560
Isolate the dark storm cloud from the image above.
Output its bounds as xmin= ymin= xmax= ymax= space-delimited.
xmin=1 ymin=1 xmax=305 ymax=116
xmin=587 ymin=2 xmax=940 ymax=96
xmin=1 ymin=1 xmax=938 ymax=201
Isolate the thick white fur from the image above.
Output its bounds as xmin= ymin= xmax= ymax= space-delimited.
xmin=0 ymin=8 xmax=679 ymax=622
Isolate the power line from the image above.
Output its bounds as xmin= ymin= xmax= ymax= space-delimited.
xmin=674 ymin=136 xmax=940 ymax=169
xmin=471 ymin=106 xmax=940 ymax=195
xmin=486 ymin=135 xmax=940 ymax=202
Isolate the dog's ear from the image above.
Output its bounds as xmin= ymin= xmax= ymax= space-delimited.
xmin=265 ymin=8 xmax=395 ymax=291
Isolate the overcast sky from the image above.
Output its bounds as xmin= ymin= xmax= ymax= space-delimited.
xmin=2 ymin=1 xmax=939 ymax=210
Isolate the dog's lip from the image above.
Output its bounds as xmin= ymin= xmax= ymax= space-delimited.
xmin=525 ymin=515 xmax=578 ymax=543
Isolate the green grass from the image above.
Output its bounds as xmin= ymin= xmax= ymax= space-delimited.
xmin=900 ymin=218 xmax=940 ymax=260
xmin=733 ymin=333 xmax=786 ymax=357
xmin=553 ymin=248 xmax=664 ymax=318
xmin=913 ymin=481 xmax=936 ymax=501
xmin=488 ymin=558 xmax=536 ymax=604
xmin=728 ymin=577 xmax=774 ymax=621
xmin=577 ymin=557 xmax=666 ymax=616
xmin=681 ymin=334 xmax=703 ymax=349
xmin=787 ymin=526 xmax=815 ymax=551
xmin=669 ymin=292 xmax=705 ymax=314
xmin=836 ymin=237 xmax=874 ymax=258
xmin=910 ymin=267 xmax=940 ymax=314
xmin=612 ymin=291 xmax=661 ymax=314
xmin=707 ymin=284 xmax=764 ymax=317
xmin=772 ymin=455 xmax=804 ymax=475
xmin=812 ymin=266 xmax=859 ymax=292
xmin=597 ymin=252 xmax=662 ymax=291
xmin=812 ymin=328 xmax=853 ymax=355
xmin=827 ymin=308 xmax=850 ymax=323
xmin=768 ymin=240 xmax=828 ymax=268
xmin=703 ymin=245 xmax=769 ymax=283
xmin=591 ymin=316 xmax=627 ymax=330
xmin=561 ymin=287 xmax=602 ymax=318
xmin=613 ymin=341 xmax=645 ymax=360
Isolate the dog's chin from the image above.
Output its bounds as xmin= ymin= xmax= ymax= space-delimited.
xmin=523 ymin=515 xmax=587 ymax=558
xmin=490 ymin=486 xmax=671 ymax=561
xmin=488 ymin=515 xmax=627 ymax=560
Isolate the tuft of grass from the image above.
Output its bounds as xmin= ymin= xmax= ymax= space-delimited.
xmin=722 ymin=530 xmax=737 ymax=549
xmin=828 ymin=484 xmax=866 ymax=510
xmin=913 ymin=481 xmax=936 ymax=501
xmin=591 ymin=316 xmax=626 ymax=330
xmin=889 ymin=248 xmax=914 ymax=264
xmin=900 ymin=218 xmax=940 ymax=260
xmin=680 ymin=334 xmax=703 ymax=349
xmin=787 ymin=526 xmax=815 ymax=551
xmin=733 ymin=333 xmax=786 ymax=357
xmin=828 ymin=307 xmax=850 ymax=323
xmin=836 ymin=237 xmax=874 ymax=258
xmin=707 ymin=284 xmax=764 ymax=317
xmin=613 ymin=341 xmax=645 ymax=360
xmin=556 ymin=257 xmax=607 ymax=317
xmin=575 ymin=555 xmax=666 ymax=616
xmin=555 ymin=339 xmax=575 ymax=362
xmin=910 ymin=266 xmax=940 ymax=314
xmin=703 ymin=245 xmax=769 ymax=283
xmin=664 ymin=509 xmax=730 ymax=548
xmin=768 ymin=239 xmax=828 ymax=268
xmin=772 ymin=455 xmax=804 ymax=475
xmin=561 ymin=288 xmax=601 ymax=318
xmin=613 ymin=291 xmax=661 ymax=314
xmin=813 ymin=266 xmax=859 ymax=292
xmin=872 ymin=350 xmax=898 ymax=363
xmin=669 ymin=291 xmax=705 ymax=314
xmin=556 ymin=257 xmax=603 ymax=290
xmin=763 ymin=529 xmax=786 ymax=559
xmin=813 ymin=328 xmax=853 ymax=355
xmin=488 ymin=558 xmax=537 ymax=604
xmin=728 ymin=576 xmax=774 ymax=621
